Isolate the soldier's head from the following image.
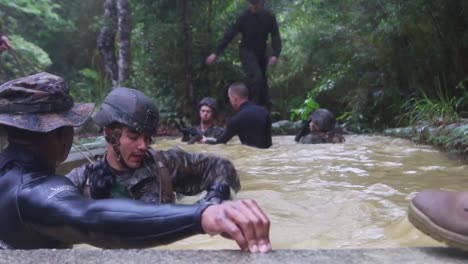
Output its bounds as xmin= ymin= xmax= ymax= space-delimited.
xmin=248 ymin=0 xmax=264 ymax=12
xmin=93 ymin=87 xmax=159 ymax=170
xmin=198 ymin=97 xmax=218 ymax=125
xmin=0 ymin=72 xmax=94 ymax=167
xmin=308 ymin=108 xmax=336 ymax=133
xmin=228 ymin=82 xmax=249 ymax=111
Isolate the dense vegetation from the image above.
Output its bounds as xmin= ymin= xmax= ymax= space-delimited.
xmin=1 ymin=0 xmax=467 ymax=132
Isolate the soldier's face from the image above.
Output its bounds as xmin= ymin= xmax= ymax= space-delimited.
xmin=118 ymin=127 xmax=152 ymax=169
xmin=228 ymin=90 xmax=240 ymax=111
xmin=309 ymin=120 xmax=319 ymax=132
xmin=199 ymin=105 xmax=214 ymax=123
xmin=56 ymin=126 xmax=74 ymax=166
xmin=249 ymin=1 xmax=263 ymax=13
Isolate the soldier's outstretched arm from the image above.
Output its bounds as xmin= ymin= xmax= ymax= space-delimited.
xmin=155 ymin=147 xmax=241 ymax=203
xmin=17 ymin=174 xmax=212 ymax=249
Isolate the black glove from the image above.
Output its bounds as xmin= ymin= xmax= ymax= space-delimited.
xmin=187 ymin=134 xmax=203 ymax=144
xmin=295 ymin=120 xmax=310 ymax=142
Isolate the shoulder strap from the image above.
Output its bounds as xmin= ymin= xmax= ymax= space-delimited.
xmin=148 ymin=150 xmax=175 ymax=203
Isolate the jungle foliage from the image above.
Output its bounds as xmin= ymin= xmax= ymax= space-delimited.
xmin=0 ymin=0 xmax=467 ymax=132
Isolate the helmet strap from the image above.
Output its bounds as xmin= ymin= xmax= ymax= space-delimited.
xmin=106 ymin=128 xmax=131 ymax=170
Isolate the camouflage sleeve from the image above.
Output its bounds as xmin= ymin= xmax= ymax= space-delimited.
xmin=66 ymin=161 xmax=106 ymax=198
xmin=157 ymin=147 xmax=241 ymax=200
xmin=65 ymin=165 xmax=90 ymax=195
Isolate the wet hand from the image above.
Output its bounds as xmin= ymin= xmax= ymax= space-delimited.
xmin=201 ymin=199 xmax=272 ymax=253
xmin=205 ymin=53 xmax=217 ymax=65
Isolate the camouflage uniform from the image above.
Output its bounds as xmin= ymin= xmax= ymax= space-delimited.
xmin=67 ymin=146 xmax=240 ymax=203
xmin=299 ymin=131 xmax=345 ymax=144
xmin=181 ymin=97 xmax=224 ymax=144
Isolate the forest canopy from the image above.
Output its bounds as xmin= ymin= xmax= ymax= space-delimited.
xmin=1 ymin=0 xmax=467 ymax=132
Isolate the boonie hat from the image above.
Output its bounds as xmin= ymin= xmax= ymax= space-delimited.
xmin=0 ymin=72 xmax=94 ymax=132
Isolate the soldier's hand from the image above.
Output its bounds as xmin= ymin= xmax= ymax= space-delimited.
xmin=201 ymin=199 xmax=271 ymax=253
xmin=0 ymin=35 xmax=11 ymax=52
xmin=267 ymin=56 xmax=278 ymax=66
xmin=205 ymin=53 xmax=217 ymax=65
xmin=200 ymin=136 xmax=208 ymax=144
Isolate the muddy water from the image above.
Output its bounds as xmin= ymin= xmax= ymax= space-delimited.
xmin=153 ymin=135 xmax=467 ymax=250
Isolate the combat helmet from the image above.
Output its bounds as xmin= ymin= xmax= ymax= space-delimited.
xmin=94 ymin=87 xmax=159 ymax=135
xmin=198 ymin=97 xmax=218 ymax=116
xmin=309 ymin=108 xmax=336 ymax=132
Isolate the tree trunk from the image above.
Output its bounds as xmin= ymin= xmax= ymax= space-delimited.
xmin=181 ymin=0 xmax=195 ymax=121
xmin=98 ymin=0 xmax=118 ymax=88
xmin=117 ymin=0 xmax=131 ymax=84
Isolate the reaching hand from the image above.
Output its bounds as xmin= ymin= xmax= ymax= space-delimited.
xmin=0 ymin=35 xmax=11 ymax=52
xmin=268 ymin=56 xmax=278 ymax=67
xmin=201 ymin=199 xmax=271 ymax=253
xmin=205 ymin=53 xmax=217 ymax=65
xmin=200 ymin=136 xmax=208 ymax=144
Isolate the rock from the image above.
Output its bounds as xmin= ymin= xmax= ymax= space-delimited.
xmin=272 ymin=120 xmax=302 ymax=135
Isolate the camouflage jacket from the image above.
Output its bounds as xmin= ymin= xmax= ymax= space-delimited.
xmin=299 ymin=131 xmax=345 ymax=144
xmin=66 ymin=147 xmax=240 ymax=204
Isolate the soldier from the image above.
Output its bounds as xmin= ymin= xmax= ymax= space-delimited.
xmin=180 ymin=97 xmax=224 ymax=144
xmin=205 ymin=0 xmax=282 ymax=110
xmin=296 ymin=108 xmax=345 ymax=144
xmin=0 ymin=72 xmax=271 ymax=252
xmin=201 ymin=82 xmax=272 ymax=149
xmin=67 ymin=88 xmax=239 ymax=204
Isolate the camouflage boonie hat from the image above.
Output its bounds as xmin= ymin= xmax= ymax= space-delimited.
xmin=0 ymin=72 xmax=95 ymax=132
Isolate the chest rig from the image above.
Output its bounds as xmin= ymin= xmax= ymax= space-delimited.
xmin=82 ymin=150 xmax=174 ymax=203
xmin=147 ymin=149 xmax=175 ymax=203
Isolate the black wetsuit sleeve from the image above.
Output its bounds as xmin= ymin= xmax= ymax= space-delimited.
xmin=270 ymin=15 xmax=282 ymax=57
xmin=17 ymin=175 xmax=211 ymax=249
xmin=215 ymin=13 xmax=242 ymax=56
xmin=206 ymin=117 xmax=238 ymax=145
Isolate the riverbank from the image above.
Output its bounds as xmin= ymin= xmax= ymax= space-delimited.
xmin=383 ymin=119 xmax=468 ymax=159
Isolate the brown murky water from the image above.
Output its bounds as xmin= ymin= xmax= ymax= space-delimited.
xmin=152 ymin=135 xmax=467 ymax=250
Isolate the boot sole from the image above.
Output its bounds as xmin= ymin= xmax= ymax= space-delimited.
xmin=408 ymin=200 xmax=468 ymax=251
